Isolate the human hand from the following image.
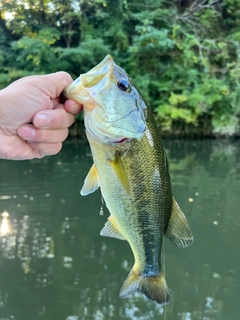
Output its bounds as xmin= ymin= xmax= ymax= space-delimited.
xmin=0 ymin=72 xmax=82 ymax=160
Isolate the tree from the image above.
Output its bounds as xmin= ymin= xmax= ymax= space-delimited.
xmin=1 ymin=0 xmax=240 ymax=136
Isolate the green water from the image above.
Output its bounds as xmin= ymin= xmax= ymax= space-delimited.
xmin=0 ymin=139 xmax=239 ymax=320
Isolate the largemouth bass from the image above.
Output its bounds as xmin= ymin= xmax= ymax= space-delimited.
xmin=64 ymin=55 xmax=194 ymax=305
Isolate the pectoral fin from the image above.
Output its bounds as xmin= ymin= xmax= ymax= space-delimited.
xmin=100 ymin=216 xmax=125 ymax=240
xmin=80 ymin=164 xmax=100 ymax=196
xmin=109 ymin=152 xmax=129 ymax=192
xmin=165 ymin=197 xmax=194 ymax=248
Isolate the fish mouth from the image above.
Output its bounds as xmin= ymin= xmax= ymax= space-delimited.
xmin=82 ymin=55 xmax=113 ymax=87
xmin=63 ymin=55 xmax=114 ymax=104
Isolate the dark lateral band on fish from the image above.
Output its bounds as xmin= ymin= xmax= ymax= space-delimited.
xmin=64 ymin=55 xmax=194 ymax=305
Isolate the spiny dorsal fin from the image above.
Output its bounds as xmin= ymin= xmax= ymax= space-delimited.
xmin=165 ymin=197 xmax=194 ymax=248
xmin=80 ymin=164 xmax=100 ymax=196
xmin=109 ymin=152 xmax=129 ymax=192
xmin=100 ymin=216 xmax=125 ymax=240
xmin=119 ymin=267 xmax=169 ymax=305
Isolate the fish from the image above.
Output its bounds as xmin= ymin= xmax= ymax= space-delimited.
xmin=64 ymin=55 xmax=194 ymax=305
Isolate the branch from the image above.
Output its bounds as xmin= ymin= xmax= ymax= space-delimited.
xmin=182 ymin=0 xmax=220 ymax=18
xmin=176 ymin=0 xmax=221 ymax=32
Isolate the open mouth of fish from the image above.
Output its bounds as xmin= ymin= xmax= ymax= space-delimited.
xmin=64 ymin=55 xmax=114 ymax=104
xmin=81 ymin=55 xmax=113 ymax=88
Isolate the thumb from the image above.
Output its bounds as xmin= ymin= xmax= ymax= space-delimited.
xmin=41 ymin=72 xmax=74 ymax=99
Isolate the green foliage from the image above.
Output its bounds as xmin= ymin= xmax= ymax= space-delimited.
xmin=1 ymin=0 xmax=240 ymax=136
xmin=58 ymin=38 xmax=110 ymax=76
xmin=11 ymin=28 xmax=61 ymax=72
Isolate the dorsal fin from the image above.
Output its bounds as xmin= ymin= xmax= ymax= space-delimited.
xmin=100 ymin=216 xmax=125 ymax=240
xmin=80 ymin=164 xmax=100 ymax=196
xmin=165 ymin=197 xmax=194 ymax=248
xmin=109 ymin=152 xmax=129 ymax=192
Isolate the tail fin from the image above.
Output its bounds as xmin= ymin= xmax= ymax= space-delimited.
xmin=119 ymin=268 xmax=169 ymax=305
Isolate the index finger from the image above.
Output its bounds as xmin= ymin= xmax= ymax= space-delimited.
xmin=64 ymin=99 xmax=83 ymax=115
xmin=33 ymin=105 xmax=75 ymax=129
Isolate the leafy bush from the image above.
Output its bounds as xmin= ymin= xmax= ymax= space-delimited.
xmin=1 ymin=0 xmax=240 ymax=136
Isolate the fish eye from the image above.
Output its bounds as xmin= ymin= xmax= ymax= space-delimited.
xmin=117 ymin=79 xmax=130 ymax=92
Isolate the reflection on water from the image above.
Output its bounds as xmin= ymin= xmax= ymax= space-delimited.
xmin=0 ymin=211 xmax=10 ymax=236
xmin=0 ymin=139 xmax=239 ymax=320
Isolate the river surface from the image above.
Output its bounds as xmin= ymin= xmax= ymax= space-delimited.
xmin=0 ymin=139 xmax=239 ymax=320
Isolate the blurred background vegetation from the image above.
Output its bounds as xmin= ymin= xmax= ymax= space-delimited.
xmin=0 ymin=0 xmax=240 ymax=137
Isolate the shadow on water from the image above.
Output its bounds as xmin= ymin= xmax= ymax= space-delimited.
xmin=0 ymin=139 xmax=239 ymax=320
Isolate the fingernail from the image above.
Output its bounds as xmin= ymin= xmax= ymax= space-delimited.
xmin=70 ymin=103 xmax=81 ymax=114
xmin=35 ymin=114 xmax=49 ymax=128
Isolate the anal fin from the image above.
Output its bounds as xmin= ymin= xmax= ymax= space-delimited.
xmin=100 ymin=216 xmax=125 ymax=240
xmin=81 ymin=164 xmax=100 ymax=196
xmin=165 ymin=197 xmax=194 ymax=248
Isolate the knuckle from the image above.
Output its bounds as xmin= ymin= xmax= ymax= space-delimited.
xmin=56 ymin=71 xmax=73 ymax=85
xmin=48 ymin=114 xmax=59 ymax=128
xmin=62 ymin=128 xmax=69 ymax=141
xmin=35 ymin=129 xmax=49 ymax=142
xmin=41 ymin=96 xmax=51 ymax=110
xmin=69 ymin=114 xmax=75 ymax=126
xmin=49 ymin=109 xmax=65 ymax=128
